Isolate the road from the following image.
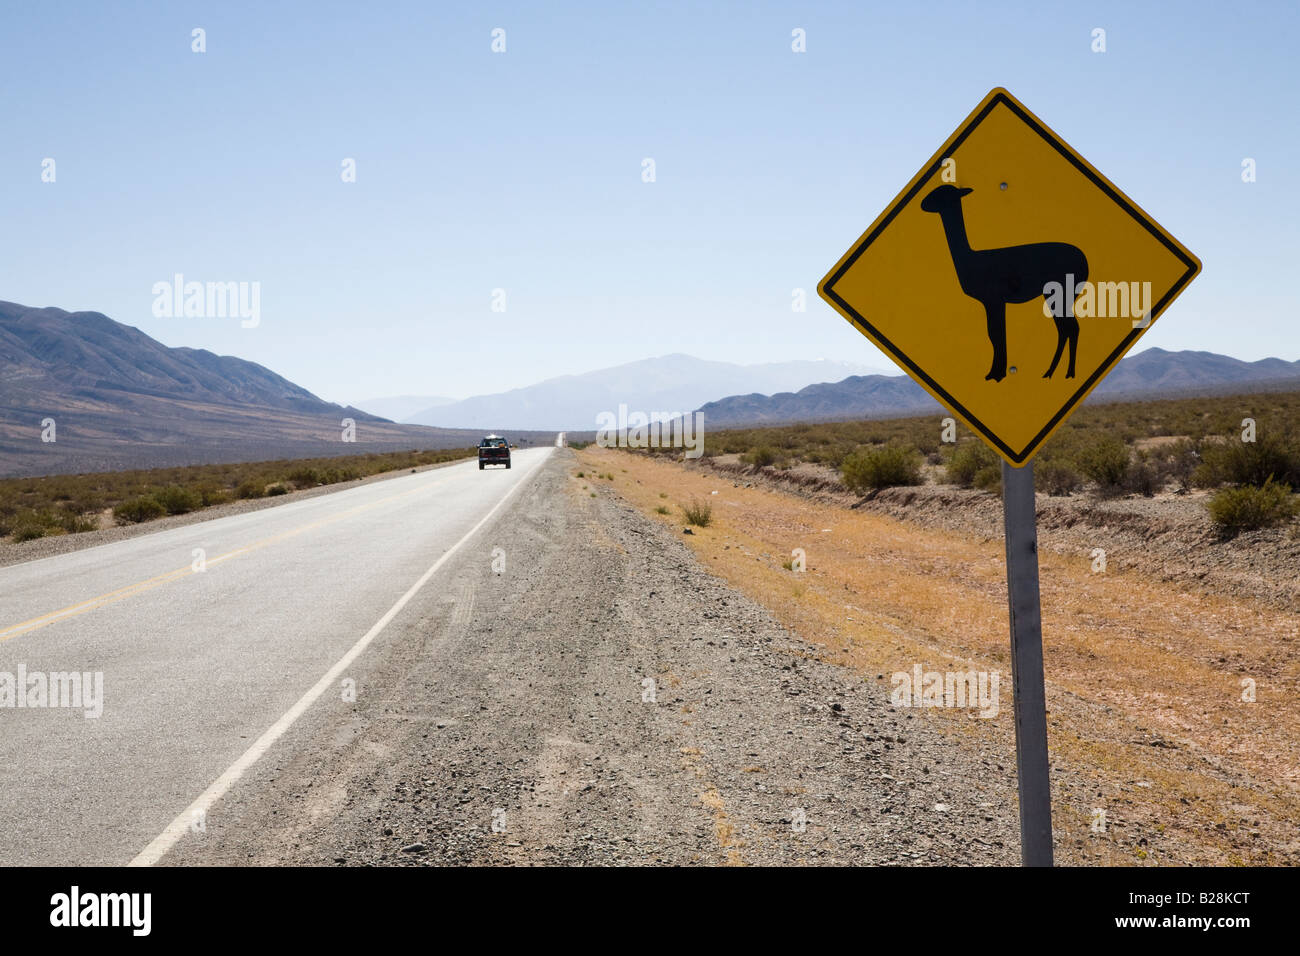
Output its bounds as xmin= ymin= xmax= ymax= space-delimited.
xmin=0 ymin=447 xmax=552 ymax=865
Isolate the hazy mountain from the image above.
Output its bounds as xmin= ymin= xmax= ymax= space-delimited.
xmin=698 ymin=375 xmax=938 ymax=426
xmin=1090 ymin=348 xmax=1300 ymax=394
xmin=696 ymin=348 xmax=1300 ymax=427
xmin=0 ymin=301 xmax=345 ymax=415
xmin=0 ymin=301 xmax=544 ymax=477
xmin=406 ymin=354 xmax=885 ymax=430
xmin=353 ymin=395 xmax=457 ymax=422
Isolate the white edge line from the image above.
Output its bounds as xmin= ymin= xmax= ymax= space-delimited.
xmin=128 ymin=447 xmax=553 ymax=866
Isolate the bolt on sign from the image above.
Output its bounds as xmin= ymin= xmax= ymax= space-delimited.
xmin=819 ymin=87 xmax=1201 ymax=465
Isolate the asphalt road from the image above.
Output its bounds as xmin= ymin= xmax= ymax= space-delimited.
xmin=0 ymin=447 xmax=552 ymax=865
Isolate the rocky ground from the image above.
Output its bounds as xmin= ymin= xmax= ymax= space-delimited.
xmin=163 ymin=450 xmax=1023 ymax=866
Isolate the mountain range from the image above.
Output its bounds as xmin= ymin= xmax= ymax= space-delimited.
xmin=696 ymin=348 xmax=1300 ymax=426
xmin=4 ymin=298 xmax=1299 ymax=478
xmin=0 ymin=302 xmax=548 ymax=477
xmin=393 ymin=355 xmax=886 ymax=430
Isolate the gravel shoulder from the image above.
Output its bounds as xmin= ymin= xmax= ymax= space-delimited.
xmin=163 ymin=449 xmax=1021 ymax=866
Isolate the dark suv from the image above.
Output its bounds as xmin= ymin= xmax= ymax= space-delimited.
xmin=478 ymin=435 xmax=511 ymax=470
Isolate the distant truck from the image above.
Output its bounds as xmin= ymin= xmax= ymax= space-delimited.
xmin=478 ymin=434 xmax=511 ymax=470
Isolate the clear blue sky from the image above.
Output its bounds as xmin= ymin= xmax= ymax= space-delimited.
xmin=3 ymin=0 xmax=1296 ymax=403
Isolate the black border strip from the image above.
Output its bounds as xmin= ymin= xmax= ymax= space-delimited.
xmin=823 ymin=91 xmax=1200 ymax=464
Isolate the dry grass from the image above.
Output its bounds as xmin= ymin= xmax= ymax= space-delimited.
xmin=579 ymin=444 xmax=1300 ymax=866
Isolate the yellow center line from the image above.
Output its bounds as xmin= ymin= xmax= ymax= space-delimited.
xmin=0 ymin=472 xmax=457 ymax=643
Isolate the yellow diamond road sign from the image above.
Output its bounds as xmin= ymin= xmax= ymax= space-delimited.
xmin=819 ymin=87 xmax=1201 ymax=466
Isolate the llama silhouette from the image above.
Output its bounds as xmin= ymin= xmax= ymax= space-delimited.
xmin=920 ymin=184 xmax=1088 ymax=382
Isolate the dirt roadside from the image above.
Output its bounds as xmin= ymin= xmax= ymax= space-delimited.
xmin=690 ymin=453 xmax=1300 ymax=613
xmin=163 ymin=449 xmax=1023 ymax=866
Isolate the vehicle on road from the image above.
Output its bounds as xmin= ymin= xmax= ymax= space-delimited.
xmin=478 ymin=434 xmax=511 ymax=469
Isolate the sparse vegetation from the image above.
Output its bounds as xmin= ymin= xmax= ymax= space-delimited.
xmin=113 ymin=496 xmax=167 ymax=524
xmin=840 ymin=443 xmax=924 ymax=493
xmin=153 ymin=485 xmax=202 ymax=515
xmin=654 ymin=505 xmax=670 ymax=515
xmin=631 ymin=389 xmax=1300 ymax=502
xmin=1194 ymin=431 xmax=1300 ymax=490
xmin=1207 ymin=479 xmax=1299 ymax=536
xmin=1072 ymin=434 xmax=1131 ymax=492
xmin=972 ymin=463 xmax=1002 ymax=495
xmin=1036 ymin=460 xmax=1082 ymax=496
xmin=682 ymin=499 xmax=713 ymax=527
xmin=944 ymin=441 xmax=999 ymax=488
xmin=1 ymin=447 xmax=475 ymax=542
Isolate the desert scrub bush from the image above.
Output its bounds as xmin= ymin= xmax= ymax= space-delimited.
xmin=972 ymin=464 xmax=1002 ymax=494
xmin=654 ymin=505 xmax=670 ymax=515
xmin=1206 ymin=479 xmax=1299 ymax=536
xmin=1073 ymin=434 xmax=1131 ymax=492
xmin=56 ymin=511 xmax=98 ymax=533
xmin=235 ymin=480 xmax=265 ymax=500
xmin=11 ymin=519 xmax=51 ymax=542
xmin=114 ymin=496 xmax=166 ymax=524
xmin=286 ymin=467 xmax=323 ymax=487
xmin=152 ymin=485 xmax=202 ymax=515
xmin=944 ymin=441 xmax=999 ymax=488
xmin=1193 ymin=431 xmax=1300 ymax=490
xmin=195 ymin=484 xmax=232 ymax=507
xmin=681 ymin=499 xmax=713 ymax=527
xmin=7 ymin=509 xmax=62 ymax=541
xmin=1154 ymin=438 xmax=1200 ymax=492
xmin=1123 ymin=452 xmax=1160 ymax=498
xmin=744 ymin=445 xmax=779 ymax=468
xmin=1036 ymin=460 xmax=1081 ymax=496
xmin=266 ymin=483 xmax=290 ymax=496
xmin=841 ymin=443 xmax=924 ymax=493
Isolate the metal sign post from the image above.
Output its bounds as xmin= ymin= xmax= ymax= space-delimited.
xmin=1001 ymin=460 xmax=1053 ymax=866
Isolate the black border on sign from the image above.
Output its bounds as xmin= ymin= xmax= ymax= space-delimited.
xmin=821 ymin=91 xmax=1201 ymax=465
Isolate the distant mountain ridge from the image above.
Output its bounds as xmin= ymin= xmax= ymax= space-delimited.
xmin=695 ymin=348 xmax=1300 ymax=427
xmin=0 ymin=301 xmax=542 ymax=477
xmin=353 ymin=395 xmax=457 ymax=422
xmin=404 ymin=354 xmax=885 ymax=430
xmin=0 ymin=301 xmax=369 ymax=417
